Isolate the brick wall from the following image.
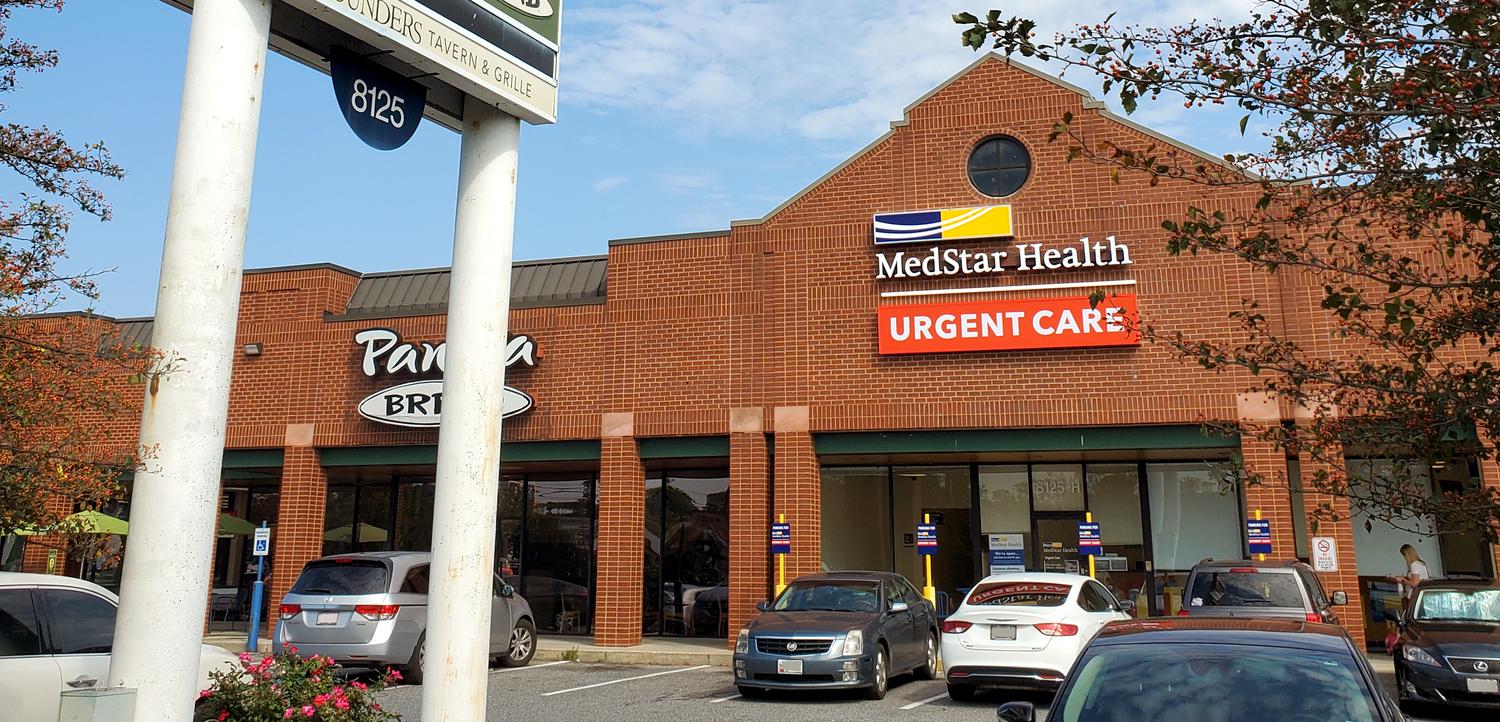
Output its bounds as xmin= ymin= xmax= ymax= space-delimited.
xmin=772 ymin=429 xmax=822 ymax=581
xmin=1299 ymin=445 xmax=1367 ymax=647
xmin=266 ymin=446 xmax=328 ymax=638
xmin=593 ymin=437 xmax=644 ymax=646
xmin=727 ymin=429 xmax=770 ymax=646
xmin=1239 ymin=436 xmax=1299 ymax=560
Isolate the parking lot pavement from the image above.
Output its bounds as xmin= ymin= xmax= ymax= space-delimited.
xmin=374 ymin=662 xmax=1052 ymax=721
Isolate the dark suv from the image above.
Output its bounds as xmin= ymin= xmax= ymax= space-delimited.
xmin=1178 ymin=559 xmax=1346 ymax=624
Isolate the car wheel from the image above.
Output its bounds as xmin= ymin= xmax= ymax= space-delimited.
xmin=502 ymin=618 xmax=537 ymax=667
xmin=947 ymin=683 xmax=976 ymax=702
xmin=914 ymin=633 xmax=938 ymax=680
xmin=402 ymin=633 xmax=426 ymax=685
xmin=737 ymin=684 xmax=765 ymax=699
xmin=863 ymin=645 xmax=888 ymax=700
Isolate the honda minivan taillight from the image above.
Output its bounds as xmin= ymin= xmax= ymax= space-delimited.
xmin=355 ymin=604 xmax=400 ymax=621
xmin=278 ymin=603 xmax=301 ymax=620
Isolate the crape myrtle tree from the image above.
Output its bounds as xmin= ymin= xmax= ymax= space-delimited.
xmin=956 ymin=1 xmax=1500 ymax=537
xmin=0 ymin=0 xmax=149 ymax=547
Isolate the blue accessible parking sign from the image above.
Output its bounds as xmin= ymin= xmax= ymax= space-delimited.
xmin=1077 ymin=522 xmax=1101 ymax=557
xmin=770 ymin=523 xmax=791 ymax=555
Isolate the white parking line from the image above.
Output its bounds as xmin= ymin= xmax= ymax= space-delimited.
xmin=900 ymin=692 xmax=950 ymax=710
xmin=540 ymin=665 xmax=711 ymax=696
xmin=497 ymin=660 xmax=570 ymax=673
xmin=709 ymin=693 xmax=741 ymax=704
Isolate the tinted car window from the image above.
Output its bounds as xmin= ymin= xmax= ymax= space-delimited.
xmin=965 ymin=581 xmax=1072 ymax=607
xmin=1298 ymin=568 xmax=1329 ymax=607
xmin=41 ymin=589 xmax=115 ymax=654
xmin=773 ymin=581 xmax=879 ymax=613
xmin=400 ymin=565 xmax=430 ymax=594
xmin=291 ymin=560 xmax=391 ymax=595
xmin=1056 ymin=643 xmax=1378 ymax=722
xmin=899 ymin=578 xmax=923 ymax=604
xmin=1188 ymin=571 xmax=1304 ymax=608
xmin=0 ymin=589 xmax=42 ymax=657
xmin=1080 ymin=582 xmax=1114 ymax=612
xmin=884 ymin=580 xmax=903 ymax=609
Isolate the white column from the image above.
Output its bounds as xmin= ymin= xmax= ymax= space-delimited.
xmin=106 ymin=1 xmax=271 ymax=719
xmin=420 ymin=101 xmax=521 ymax=721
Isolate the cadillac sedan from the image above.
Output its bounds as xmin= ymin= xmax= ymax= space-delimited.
xmin=732 ymin=571 xmax=939 ymax=700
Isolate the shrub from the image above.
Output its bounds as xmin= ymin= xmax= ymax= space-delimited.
xmin=198 ymin=648 xmax=401 ymax=721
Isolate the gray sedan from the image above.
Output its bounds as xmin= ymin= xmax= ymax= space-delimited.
xmin=732 ymin=571 xmax=940 ymax=700
xmin=273 ymin=551 xmax=537 ymax=683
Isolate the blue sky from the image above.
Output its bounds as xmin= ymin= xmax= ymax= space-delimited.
xmin=13 ymin=0 xmax=1257 ymax=318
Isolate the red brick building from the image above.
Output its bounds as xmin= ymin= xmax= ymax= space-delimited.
xmin=10 ymin=56 xmax=1496 ymax=650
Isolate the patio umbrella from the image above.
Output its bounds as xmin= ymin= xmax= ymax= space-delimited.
xmin=217 ymin=514 xmax=258 ymax=535
xmin=14 ymin=510 xmax=129 ymax=536
xmin=322 ymin=523 xmax=388 ymax=543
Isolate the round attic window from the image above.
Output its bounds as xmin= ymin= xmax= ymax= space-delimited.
xmin=967 ymin=136 xmax=1031 ymax=197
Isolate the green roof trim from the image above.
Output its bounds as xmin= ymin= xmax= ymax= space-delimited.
xmin=319 ymin=440 xmax=601 ymax=467
xmin=813 ymin=425 xmax=1238 ymax=455
xmin=223 ymin=449 xmax=285 ymax=468
xmin=638 ymin=436 xmax=730 ymax=459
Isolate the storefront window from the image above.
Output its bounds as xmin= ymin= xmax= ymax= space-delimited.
xmin=1147 ymin=462 xmax=1242 ymax=571
xmin=393 ymin=482 xmax=435 ymax=552
xmin=1087 ymin=464 xmax=1147 ymax=616
xmin=644 ymin=470 xmax=730 ymax=636
xmin=1032 ymin=464 xmax=1085 ymax=511
xmin=322 ymin=486 xmax=357 ymax=556
xmin=822 ymin=468 xmax=893 ymax=572
xmin=893 ymin=467 xmax=973 ymax=615
xmin=978 ymin=465 xmax=1030 ymax=575
xmin=522 ymin=475 xmax=595 ymax=635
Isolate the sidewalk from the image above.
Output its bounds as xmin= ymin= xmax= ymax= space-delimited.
xmin=204 ymin=630 xmax=271 ymax=655
xmin=536 ymin=636 xmax=732 ymax=667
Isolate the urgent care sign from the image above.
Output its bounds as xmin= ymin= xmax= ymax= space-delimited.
xmin=878 ymin=295 xmax=1140 ymax=355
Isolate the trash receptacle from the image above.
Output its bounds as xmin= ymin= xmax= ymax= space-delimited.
xmin=57 ymin=688 xmax=135 ymax=722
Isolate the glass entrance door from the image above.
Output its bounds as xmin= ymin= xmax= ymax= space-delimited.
xmin=1034 ymin=515 xmax=1085 ymax=575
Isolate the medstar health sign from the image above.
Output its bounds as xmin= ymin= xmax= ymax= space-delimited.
xmin=281 ymin=0 xmax=562 ymax=124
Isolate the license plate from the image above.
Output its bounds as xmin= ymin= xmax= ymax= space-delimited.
xmin=1467 ymin=678 xmax=1499 ymax=694
xmin=776 ymin=659 xmax=803 ymax=675
xmin=990 ymin=625 xmax=1016 ymax=640
xmin=316 ymin=611 xmax=338 ymax=626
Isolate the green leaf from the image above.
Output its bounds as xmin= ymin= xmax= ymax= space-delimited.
xmin=1120 ymin=89 xmax=1137 ymax=114
xmin=952 ymin=12 xmax=978 ymax=24
xmin=1239 ymin=114 xmax=1250 ymax=136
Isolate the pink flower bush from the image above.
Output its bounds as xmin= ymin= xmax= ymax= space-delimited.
xmin=196 ymin=649 xmax=401 ymax=721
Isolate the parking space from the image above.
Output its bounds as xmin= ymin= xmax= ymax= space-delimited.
xmin=374 ymin=663 xmax=1051 ymax=721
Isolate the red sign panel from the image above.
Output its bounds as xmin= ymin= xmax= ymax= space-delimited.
xmin=878 ymin=294 xmax=1140 ymax=355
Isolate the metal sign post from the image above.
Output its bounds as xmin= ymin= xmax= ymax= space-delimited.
xmin=917 ymin=516 xmax=938 ymax=604
xmin=1078 ymin=515 xmax=1101 ymax=579
xmin=247 ymin=523 xmax=270 ymax=652
xmin=107 ymin=2 xmax=272 ymax=718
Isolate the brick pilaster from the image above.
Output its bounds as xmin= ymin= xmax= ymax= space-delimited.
xmin=594 ymin=433 xmax=645 ymax=647
xmin=728 ymin=417 xmax=770 ymax=647
xmin=1299 ymin=444 xmax=1367 ymax=647
xmin=772 ymin=408 xmax=820 ymax=580
xmin=266 ymin=445 xmax=328 ymax=638
xmin=1239 ymin=436 xmax=1298 ymax=559
xmin=1475 ymin=430 xmax=1500 ymax=578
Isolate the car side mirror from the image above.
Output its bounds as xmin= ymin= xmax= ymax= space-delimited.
xmin=890 ymin=601 xmax=910 ymax=614
xmin=1331 ymin=591 xmax=1347 ymax=605
xmin=1118 ymin=599 xmax=1136 ymax=614
xmin=500 ymin=583 xmax=515 ymax=598
xmin=997 ymin=701 xmax=1036 ymax=722
xmin=755 ymin=601 xmax=770 ymax=612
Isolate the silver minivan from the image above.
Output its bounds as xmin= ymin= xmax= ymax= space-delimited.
xmin=272 ymin=551 xmax=536 ymax=683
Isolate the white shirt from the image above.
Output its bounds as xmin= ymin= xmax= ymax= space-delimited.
xmin=1406 ymin=560 xmax=1429 ymax=597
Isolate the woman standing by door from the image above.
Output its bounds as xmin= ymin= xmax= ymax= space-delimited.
xmin=1388 ymin=543 xmax=1430 ymax=608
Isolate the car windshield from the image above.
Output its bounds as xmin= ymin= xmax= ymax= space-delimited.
xmin=1188 ymin=571 xmax=1304 ymax=608
xmin=1056 ymin=643 xmax=1379 ymax=722
xmin=1414 ymin=589 xmax=1500 ymax=623
xmin=772 ymin=581 xmax=879 ymax=613
xmin=290 ymin=560 xmax=391 ymax=595
xmin=965 ymin=581 xmax=1073 ymax=607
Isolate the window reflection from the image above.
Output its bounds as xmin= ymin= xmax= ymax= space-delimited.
xmin=645 ymin=470 xmax=730 ymax=637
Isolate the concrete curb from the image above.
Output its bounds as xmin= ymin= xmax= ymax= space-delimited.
xmin=534 ymin=647 xmax=733 ymax=668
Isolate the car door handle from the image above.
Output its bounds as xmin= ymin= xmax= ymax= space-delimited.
xmin=67 ymin=675 xmax=98 ymax=689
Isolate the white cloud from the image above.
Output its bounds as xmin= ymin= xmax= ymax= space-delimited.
xmin=592 ymin=175 xmax=631 ymax=191
xmin=655 ymin=171 xmax=718 ymax=192
xmin=563 ymin=0 xmax=1258 ymax=143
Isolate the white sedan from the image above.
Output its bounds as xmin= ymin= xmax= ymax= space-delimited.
xmin=0 ymin=572 xmax=240 ymax=721
xmin=940 ymin=572 xmax=1133 ymax=701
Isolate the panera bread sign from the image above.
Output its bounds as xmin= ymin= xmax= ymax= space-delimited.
xmin=354 ymin=328 xmax=536 ymax=427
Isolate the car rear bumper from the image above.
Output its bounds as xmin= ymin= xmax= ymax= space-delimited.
xmin=944 ymin=665 xmax=1066 ymax=691
xmin=1401 ymin=661 xmax=1500 ymax=708
xmin=941 ymin=637 xmax=1072 ymax=691
xmin=732 ymin=651 xmax=877 ymax=690
xmin=272 ymin=623 xmax=421 ymax=667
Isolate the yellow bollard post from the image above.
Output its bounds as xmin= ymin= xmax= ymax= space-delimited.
xmin=922 ymin=513 xmax=937 ymax=605
xmin=775 ymin=513 xmax=787 ymax=597
xmin=1086 ymin=511 xmax=1096 ymax=580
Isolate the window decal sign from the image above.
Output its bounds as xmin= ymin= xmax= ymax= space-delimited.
xmin=968 ymin=582 xmax=1072 ymax=606
xmin=354 ymin=328 xmax=537 ymax=428
xmin=878 ymin=294 xmax=1140 ymax=355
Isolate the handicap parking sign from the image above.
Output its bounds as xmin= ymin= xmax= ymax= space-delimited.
xmin=253 ymin=527 xmax=270 ymax=556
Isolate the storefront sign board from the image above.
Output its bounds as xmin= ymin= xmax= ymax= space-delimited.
xmin=770 ymin=523 xmax=791 ymax=555
xmin=1312 ymin=536 xmax=1338 ymax=571
xmin=877 ymin=295 xmax=1140 ymax=355
xmin=987 ymin=533 xmax=1025 ymax=574
xmin=916 ymin=524 xmax=938 ymax=556
xmin=354 ymin=328 xmax=537 ymax=427
xmin=1247 ymin=520 xmax=1273 ymax=555
xmin=873 ymin=205 xmax=1013 ymax=245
